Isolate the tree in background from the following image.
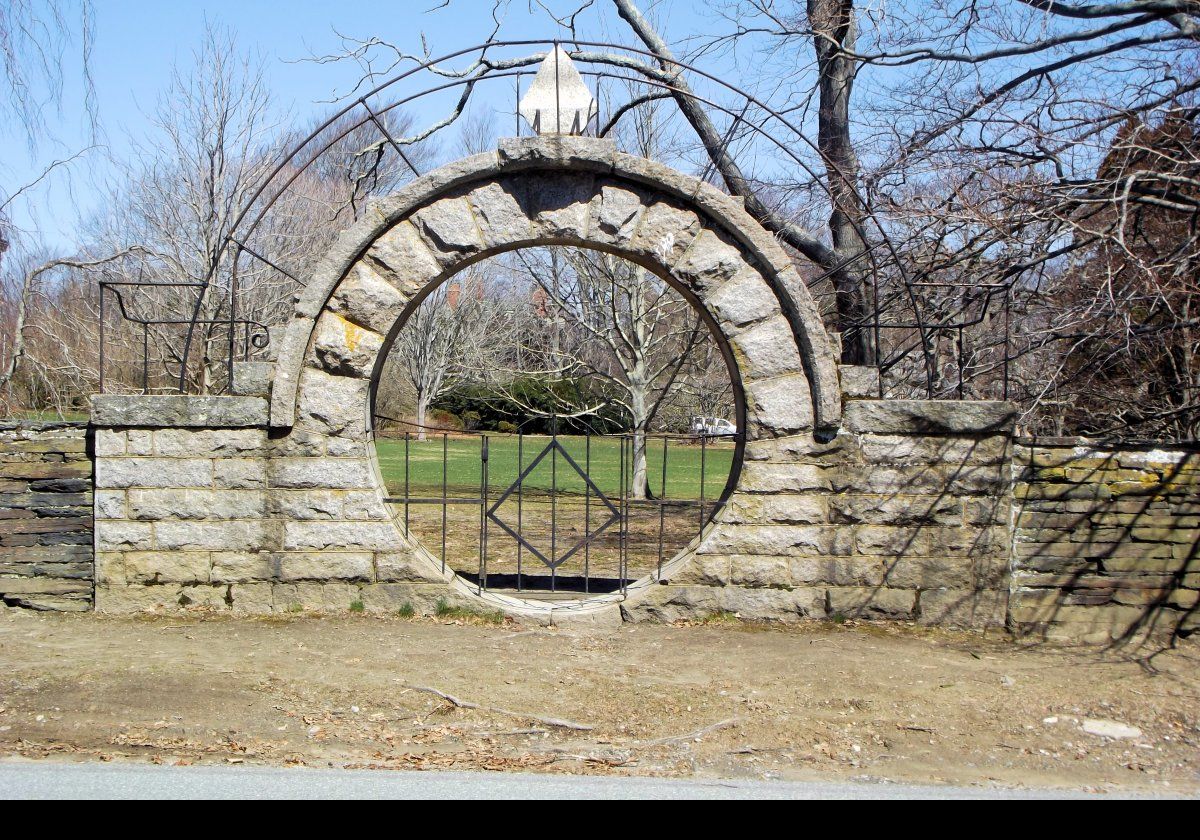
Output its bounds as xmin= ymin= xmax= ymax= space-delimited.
xmin=377 ymin=266 xmax=517 ymax=441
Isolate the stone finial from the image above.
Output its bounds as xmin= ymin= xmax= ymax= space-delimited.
xmin=518 ymin=46 xmax=597 ymax=136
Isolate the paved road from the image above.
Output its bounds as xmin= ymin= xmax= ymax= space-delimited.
xmin=0 ymin=760 xmax=1176 ymax=799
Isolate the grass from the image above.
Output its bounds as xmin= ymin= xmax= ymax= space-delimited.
xmin=349 ymin=600 xmax=364 ymax=613
xmin=375 ymin=433 xmax=734 ymax=501
xmin=6 ymin=410 xmax=89 ymax=422
xmin=396 ymin=603 xmax=416 ymax=619
xmin=434 ymin=597 xmax=507 ymax=625
xmin=695 ymin=609 xmax=741 ymax=626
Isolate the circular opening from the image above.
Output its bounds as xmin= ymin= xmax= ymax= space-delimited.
xmin=370 ymin=245 xmax=744 ymax=601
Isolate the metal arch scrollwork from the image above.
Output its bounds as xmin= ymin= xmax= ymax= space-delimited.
xmin=96 ymin=38 xmax=1014 ymax=402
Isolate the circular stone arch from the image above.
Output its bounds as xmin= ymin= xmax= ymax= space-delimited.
xmin=269 ymin=136 xmax=840 ymax=620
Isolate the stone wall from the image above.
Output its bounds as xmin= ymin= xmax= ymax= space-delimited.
xmin=625 ymin=371 xmax=1015 ymax=629
xmin=10 ymin=137 xmax=1194 ymax=643
xmin=90 ymin=392 xmax=454 ymax=615
xmin=0 ymin=422 xmax=93 ymax=611
xmin=17 ymin=404 xmax=1199 ymax=645
xmin=1010 ymin=439 xmax=1199 ymax=644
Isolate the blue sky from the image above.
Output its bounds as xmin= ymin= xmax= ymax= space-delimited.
xmin=2 ymin=0 xmax=717 ymax=251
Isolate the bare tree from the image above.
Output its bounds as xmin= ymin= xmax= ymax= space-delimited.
xmin=379 ymin=267 xmax=515 ymax=440
xmin=510 ymin=247 xmax=714 ymax=499
xmin=0 ymin=0 xmax=96 ymax=152
xmin=0 ymin=0 xmax=102 ymax=414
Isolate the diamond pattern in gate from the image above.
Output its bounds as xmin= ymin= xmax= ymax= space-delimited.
xmin=486 ymin=437 xmax=620 ymax=570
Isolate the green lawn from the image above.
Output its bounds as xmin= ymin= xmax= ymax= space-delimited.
xmin=375 ymin=434 xmax=734 ymax=500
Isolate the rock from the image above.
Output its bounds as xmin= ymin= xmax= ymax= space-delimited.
xmin=231 ymin=361 xmax=272 ymax=397
xmin=734 ymin=317 xmax=806 ymax=380
xmin=365 ymin=222 xmax=442 ymax=297
xmin=91 ymin=395 xmax=268 ymax=429
xmin=844 ymin=400 xmax=1017 ymax=435
xmin=411 ymin=197 xmax=484 ymax=262
xmin=328 ymin=262 xmax=407 ymax=334
xmin=839 ymin=365 xmax=880 ymax=399
xmin=589 ymin=183 xmax=645 ymax=246
xmin=311 ymin=313 xmax=383 ymax=378
xmin=1082 ymin=719 xmax=1142 ymax=739
xmin=467 ymin=179 xmax=533 ymax=247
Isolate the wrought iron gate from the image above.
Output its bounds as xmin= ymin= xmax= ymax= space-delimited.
xmin=377 ymin=421 xmax=739 ymax=596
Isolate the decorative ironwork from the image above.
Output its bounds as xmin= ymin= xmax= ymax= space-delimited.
xmin=94 ymin=37 xmax=1016 ymax=403
xmin=377 ymin=417 xmax=739 ymax=597
xmin=486 ymin=437 xmax=621 ymax=577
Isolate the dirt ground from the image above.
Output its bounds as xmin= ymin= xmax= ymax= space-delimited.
xmin=0 ymin=608 xmax=1197 ymax=795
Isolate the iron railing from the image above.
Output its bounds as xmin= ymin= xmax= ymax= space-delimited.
xmin=94 ymin=38 xmax=1016 ymax=402
xmin=374 ymin=418 xmax=740 ymax=596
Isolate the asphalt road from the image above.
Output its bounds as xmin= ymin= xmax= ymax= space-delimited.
xmin=0 ymin=761 xmax=1175 ymax=799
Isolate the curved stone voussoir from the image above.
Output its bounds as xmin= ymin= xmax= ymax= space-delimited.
xmin=496 ymin=135 xmax=616 ymax=173
xmin=311 ymin=312 xmax=383 ymax=379
xmin=511 ymin=172 xmax=596 ymax=241
xmin=587 ymin=182 xmax=649 ymax=249
xmin=745 ymin=373 xmax=815 ymax=436
xmin=734 ymin=316 xmax=808 ymax=381
xmin=628 ymin=199 xmax=702 ymax=266
xmin=705 ymin=265 xmax=779 ymax=331
xmin=364 ymin=221 xmax=443 ymax=299
xmin=328 ymin=262 xmax=409 ymax=335
xmin=411 ymin=197 xmax=485 ymax=266
xmin=466 ymin=179 xmax=534 ymax=249
xmin=295 ymin=368 xmax=369 ymax=437
xmin=775 ymin=266 xmax=841 ymax=434
xmin=673 ymin=228 xmax=748 ymax=296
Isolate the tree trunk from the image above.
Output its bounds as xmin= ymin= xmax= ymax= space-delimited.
xmin=629 ymin=372 xmax=650 ymax=500
xmin=613 ymin=0 xmax=874 ymax=364
xmin=415 ymin=391 xmax=429 ymax=442
xmin=631 ymin=430 xmax=649 ymax=501
xmin=809 ymin=0 xmax=873 ymax=365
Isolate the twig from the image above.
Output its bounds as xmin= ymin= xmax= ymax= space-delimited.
xmin=641 ymin=716 xmax=741 ymax=746
xmin=402 ymin=684 xmax=595 ymax=731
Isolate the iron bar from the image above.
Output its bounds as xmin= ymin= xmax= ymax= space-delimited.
xmin=386 ymin=496 xmax=485 ymax=505
xmin=517 ymin=432 xmax=524 ymax=592
xmin=228 ymin=238 xmax=303 ymax=285
xmin=658 ymin=436 xmax=668 ymax=578
xmin=699 ymin=434 xmax=707 ymax=536
xmin=441 ymin=433 xmax=448 ymax=574
xmin=584 ymin=435 xmax=591 ymax=594
xmin=98 ymin=283 xmax=105 ymax=393
xmin=142 ymin=324 xmax=149 ymax=394
xmin=227 ymin=252 xmax=238 ymax=394
xmin=620 ymin=435 xmax=629 ymax=595
xmin=479 ymin=434 xmax=489 ymax=593
xmin=102 ymin=38 xmax=992 ymax=400
xmin=550 ymin=428 xmax=557 ymax=592
xmin=360 ymin=98 xmax=422 ymax=177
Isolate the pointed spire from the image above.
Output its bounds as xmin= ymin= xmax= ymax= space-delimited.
xmin=519 ymin=46 xmax=598 ymax=136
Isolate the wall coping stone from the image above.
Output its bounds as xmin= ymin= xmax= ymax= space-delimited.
xmin=0 ymin=420 xmax=89 ymax=432
xmin=90 ymin=395 xmax=268 ymax=429
xmin=1014 ymin=436 xmax=1200 ymax=451
xmin=843 ymin=400 xmax=1017 ymax=435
